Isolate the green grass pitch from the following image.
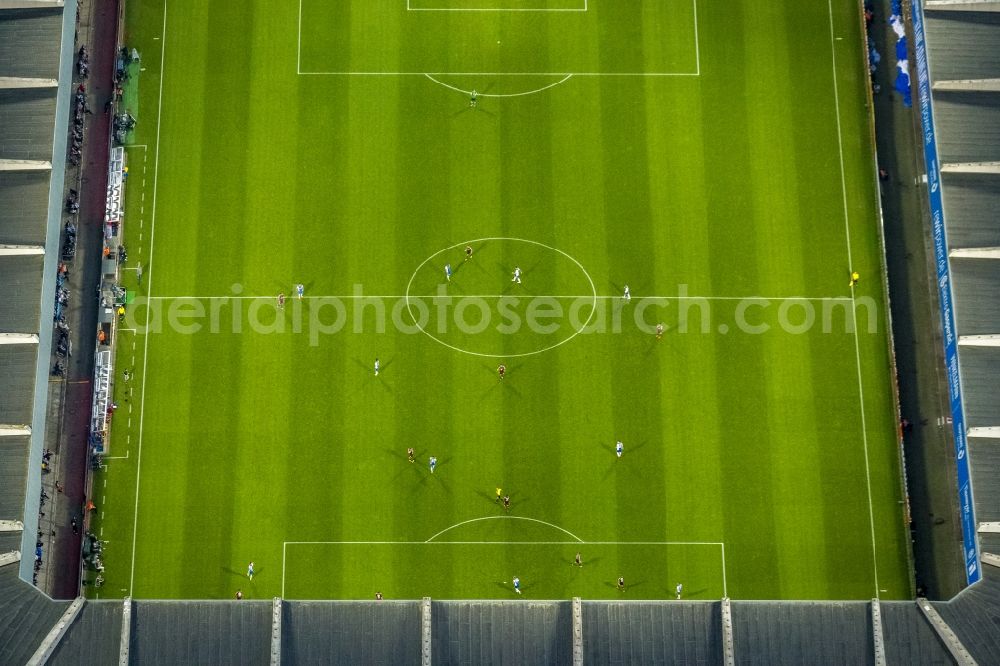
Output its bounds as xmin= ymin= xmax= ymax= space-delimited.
xmin=89 ymin=0 xmax=913 ymax=602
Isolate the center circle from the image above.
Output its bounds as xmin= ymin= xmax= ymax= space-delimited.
xmin=404 ymin=237 xmax=597 ymax=358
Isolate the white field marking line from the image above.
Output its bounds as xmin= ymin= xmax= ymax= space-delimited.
xmin=828 ymin=0 xmax=879 ymax=598
xmin=284 ymin=540 xmax=724 ymax=545
xmin=123 ymin=144 xmax=148 ymax=149
xmin=129 ymin=0 xmax=167 ymax=597
xmin=425 ymin=516 xmax=584 ymax=542
xmin=144 ymin=294 xmax=854 ymax=301
xmin=408 ymin=2 xmax=586 ymax=10
xmin=720 ymin=542 xmax=727 ymax=597
xmin=282 ymin=540 xmax=727 ymax=597
xmin=296 ymin=0 xmax=302 ymax=75
xmin=407 ymin=0 xmax=585 ymax=11
xmin=303 ymin=1 xmax=697 ymax=75
xmin=692 ymin=0 xmax=701 ymax=76
xmin=407 ymin=8 xmax=587 ymax=11
xmin=300 ymin=71 xmax=699 ymax=76
xmin=405 ymin=237 xmax=598 ymax=359
xmin=424 ymin=72 xmax=574 ymax=98
xmin=300 ymin=3 xmax=699 ymax=75
xmin=104 ymin=451 xmax=129 ymax=460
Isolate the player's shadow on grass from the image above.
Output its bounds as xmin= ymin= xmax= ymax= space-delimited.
xmin=385 ymin=447 xmax=411 ymax=462
xmin=686 ymin=588 xmax=708 ymax=597
xmin=494 ymin=580 xmax=531 ymax=594
xmin=387 ymin=448 xmax=423 ymax=480
xmin=279 ymin=280 xmax=316 ymax=296
xmin=269 ymin=279 xmax=311 ymax=295
xmin=573 ymin=556 xmax=602 ymax=567
xmin=496 ymin=263 xmax=520 ymax=295
xmin=222 ymin=566 xmax=246 ymax=580
xmin=479 ymin=365 xmax=523 ymax=400
xmin=462 ymin=241 xmax=491 ymax=275
xmin=599 ymin=439 xmax=646 ymax=455
xmin=602 ymin=447 xmax=649 ymax=481
xmin=442 ymin=280 xmax=468 ymax=296
xmin=642 ymin=333 xmax=665 ymax=358
xmin=353 ymin=357 xmax=395 ymax=394
xmin=496 ymin=256 xmax=546 ymax=297
xmin=226 ymin=565 xmax=262 ymax=581
xmin=609 ymin=279 xmax=648 ymax=295
xmin=608 ymin=279 xmax=649 ymax=318
xmin=480 ymin=381 xmax=502 ymax=399
xmin=498 ymin=381 xmax=522 ymax=399
xmin=626 ymin=442 xmax=647 ymax=456
xmin=603 ymin=580 xmax=646 ymax=590
xmin=420 ymin=458 xmax=453 ymax=493
xmin=449 ymin=259 xmax=473 ymax=280
xmin=453 ymin=104 xmax=497 ymax=119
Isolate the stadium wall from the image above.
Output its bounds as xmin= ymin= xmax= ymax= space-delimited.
xmin=910 ymin=0 xmax=980 ymax=586
xmin=19 ymin=0 xmax=81 ymax=585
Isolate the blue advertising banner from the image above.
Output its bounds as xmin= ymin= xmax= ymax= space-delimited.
xmin=911 ymin=0 xmax=980 ymax=585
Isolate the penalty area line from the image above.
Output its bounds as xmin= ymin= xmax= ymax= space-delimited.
xmin=298 ymin=71 xmax=700 ymax=77
xmin=282 ymin=539 xmax=728 ymax=597
xmin=282 ymin=540 xmax=724 ymax=545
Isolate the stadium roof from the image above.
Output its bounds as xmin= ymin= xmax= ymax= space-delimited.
xmin=0 ymin=573 xmax=999 ymax=664
xmin=0 ymin=7 xmax=62 ymax=81
xmin=0 ymin=349 xmax=38 ymax=425
xmin=0 ymin=172 xmax=49 ymax=245
xmin=925 ymin=2 xmax=1000 ymax=574
xmin=879 ymin=602 xmax=954 ymax=664
xmin=583 ymin=600 xmax=721 ymax=664
xmin=287 ymin=600 xmax=422 ymax=664
xmin=0 ymin=565 xmax=70 ymax=666
xmin=951 ymin=258 xmax=1000 ymax=336
xmin=0 ymin=255 xmax=44 ymax=333
xmin=0 ymin=0 xmax=70 ymax=589
xmin=0 ymin=436 xmax=31 ymax=520
xmin=932 ymin=566 xmax=1000 ymax=660
xmin=48 ymin=601 xmax=123 ymax=666
xmin=0 ymin=88 xmax=57 ymax=162
xmin=435 ymin=600 xmax=570 ymax=664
